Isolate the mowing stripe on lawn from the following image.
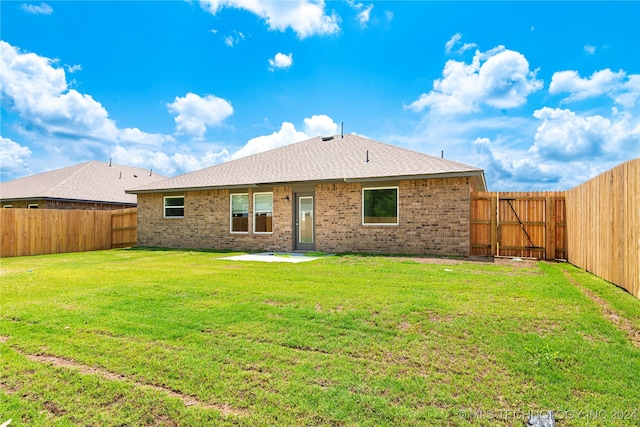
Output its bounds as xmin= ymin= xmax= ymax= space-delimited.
xmin=563 ymin=270 xmax=640 ymax=349
xmin=19 ymin=350 xmax=248 ymax=417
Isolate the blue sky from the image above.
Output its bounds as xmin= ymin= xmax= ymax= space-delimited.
xmin=1 ymin=1 xmax=639 ymax=190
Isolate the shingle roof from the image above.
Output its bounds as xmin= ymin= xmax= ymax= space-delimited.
xmin=128 ymin=134 xmax=486 ymax=193
xmin=0 ymin=161 xmax=167 ymax=204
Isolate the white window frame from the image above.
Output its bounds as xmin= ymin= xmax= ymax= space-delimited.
xmin=163 ymin=195 xmax=184 ymax=218
xmin=230 ymin=193 xmax=249 ymax=234
xmin=3 ymin=205 xmax=13 ymax=209
xmin=362 ymin=186 xmax=399 ymax=226
xmin=28 ymin=204 xmax=38 ymax=209
xmin=253 ymin=192 xmax=273 ymax=234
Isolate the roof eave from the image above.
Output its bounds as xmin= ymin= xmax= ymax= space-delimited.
xmin=0 ymin=196 xmax=136 ymax=206
xmin=126 ymin=170 xmax=486 ymax=194
xmin=343 ymin=170 xmax=485 ymax=183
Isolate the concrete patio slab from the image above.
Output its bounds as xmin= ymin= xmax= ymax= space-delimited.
xmin=217 ymin=252 xmax=324 ymax=263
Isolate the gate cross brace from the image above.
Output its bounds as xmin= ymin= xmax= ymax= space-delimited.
xmin=506 ymin=199 xmax=539 ymax=249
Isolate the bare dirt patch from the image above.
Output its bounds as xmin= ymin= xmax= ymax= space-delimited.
xmin=25 ymin=353 xmax=247 ymax=417
xmin=0 ymin=336 xmax=9 ymax=343
xmin=563 ymin=271 xmax=640 ymax=349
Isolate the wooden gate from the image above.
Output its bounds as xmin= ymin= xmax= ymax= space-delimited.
xmin=471 ymin=192 xmax=567 ymax=260
xmin=111 ymin=208 xmax=137 ymax=248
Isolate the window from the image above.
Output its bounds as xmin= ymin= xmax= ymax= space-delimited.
xmin=254 ymin=192 xmax=273 ymax=233
xmin=230 ymin=194 xmax=249 ymax=233
xmin=164 ymin=196 xmax=184 ymax=218
xmin=3 ymin=205 xmax=12 ymax=209
xmin=28 ymin=204 xmax=38 ymax=209
xmin=362 ymin=187 xmax=398 ymax=225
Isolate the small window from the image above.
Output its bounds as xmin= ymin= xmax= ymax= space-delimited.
xmin=230 ymin=194 xmax=249 ymax=233
xmin=363 ymin=187 xmax=398 ymax=225
xmin=28 ymin=204 xmax=38 ymax=209
xmin=3 ymin=205 xmax=13 ymax=209
xmin=254 ymin=192 xmax=273 ymax=233
xmin=164 ymin=196 xmax=184 ymax=218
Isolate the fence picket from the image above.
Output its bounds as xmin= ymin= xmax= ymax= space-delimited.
xmin=0 ymin=208 xmax=137 ymax=257
xmin=565 ymin=158 xmax=639 ymax=299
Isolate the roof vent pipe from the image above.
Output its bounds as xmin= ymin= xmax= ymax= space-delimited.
xmin=109 ymin=158 xmax=112 ymax=167
xmin=149 ymin=169 xmax=153 ymax=176
xmin=341 ymin=122 xmax=344 ymax=139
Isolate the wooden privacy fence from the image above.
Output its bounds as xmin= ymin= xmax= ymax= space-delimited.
xmin=566 ymin=158 xmax=639 ymax=299
xmin=0 ymin=208 xmax=137 ymax=257
xmin=471 ymin=192 xmax=567 ymax=260
xmin=111 ymin=208 xmax=137 ymax=248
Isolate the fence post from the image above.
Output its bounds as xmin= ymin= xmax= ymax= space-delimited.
xmin=546 ymin=196 xmax=556 ymax=260
xmin=490 ymin=193 xmax=497 ymax=256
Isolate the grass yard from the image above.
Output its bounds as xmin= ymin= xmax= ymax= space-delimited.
xmin=1 ymin=249 xmax=639 ymax=426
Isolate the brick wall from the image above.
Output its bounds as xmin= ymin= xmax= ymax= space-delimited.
xmin=137 ymin=177 xmax=473 ymax=256
xmin=315 ymin=178 xmax=472 ymax=256
xmin=137 ymin=187 xmax=293 ymax=252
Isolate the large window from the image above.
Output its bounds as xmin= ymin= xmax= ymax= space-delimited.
xmin=164 ymin=196 xmax=184 ymax=218
xmin=254 ymin=192 xmax=273 ymax=233
xmin=231 ymin=194 xmax=249 ymax=233
xmin=362 ymin=187 xmax=398 ymax=225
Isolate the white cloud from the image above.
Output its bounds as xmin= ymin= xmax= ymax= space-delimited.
xmin=616 ymin=75 xmax=640 ymax=108
xmin=346 ymin=1 xmax=373 ymax=27
xmin=223 ymin=31 xmax=245 ymax=47
xmin=584 ymin=44 xmax=596 ymax=55
xmin=408 ymin=46 xmax=543 ymax=114
xmin=111 ymin=143 xmax=232 ymax=176
xmin=0 ymin=41 xmax=119 ymax=141
xmin=231 ymin=122 xmax=308 ymax=160
xmin=357 ymin=5 xmax=373 ymax=27
xmin=474 ymin=137 xmax=563 ymax=186
xmin=66 ymin=64 xmax=82 ymax=73
xmin=303 ymin=114 xmax=338 ymax=136
xmin=230 ymin=115 xmax=337 ymax=160
xmin=0 ymin=41 xmax=177 ymax=173
xmin=444 ymin=33 xmax=477 ymax=55
xmin=0 ymin=137 xmax=32 ymax=178
xmin=531 ymin=107 xmax=640 ymax=161
xmin=118 ymin=128 xmax=175 ymax=147
xmin=167 ymin=92 xmax=233 ymax=140
xmin=199 ymin=0 xmax=340 ymax=39
xmin=549 ymin=68 xmax=640 ymax=108
xmin=20 ymin=2 xmax=53 ymax=15
xmin=268 ymin=52 xmax=293 ymax=71
xmin=445 ymin=33 xmax=462 ymax=54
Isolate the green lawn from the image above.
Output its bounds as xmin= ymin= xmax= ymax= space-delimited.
xmin=1 ymin=249 xmax=639 ymax=426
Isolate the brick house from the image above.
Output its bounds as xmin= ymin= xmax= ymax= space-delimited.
xmin=0 ymin=161 xmax=166 ymax=210
xmin=127 ymin=135 xmax=487 ymax=256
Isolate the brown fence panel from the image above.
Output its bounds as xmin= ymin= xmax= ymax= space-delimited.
xmin=470 ymin=193 xmax=494 ymax=257
xmin=0 ymin=209 xmax=113 ymax=257
xmin=566 ymin=158 xmax=639 ymax=299
xmin=111 ymin=208 xmax=137 ymax=248
xmin=0 ymin=208 xmax=138 ymax=257
xmin=471 ymin=191 xmax=566 ymax=260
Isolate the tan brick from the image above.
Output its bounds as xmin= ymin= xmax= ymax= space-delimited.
xmin=137 ymin=178 xmax=473 ymax=256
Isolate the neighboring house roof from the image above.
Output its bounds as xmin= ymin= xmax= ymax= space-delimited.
xmin=0 ymin=161 xmax=167 ymax=205
xmin=128 ymin=134 xmax=486 ymax=194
